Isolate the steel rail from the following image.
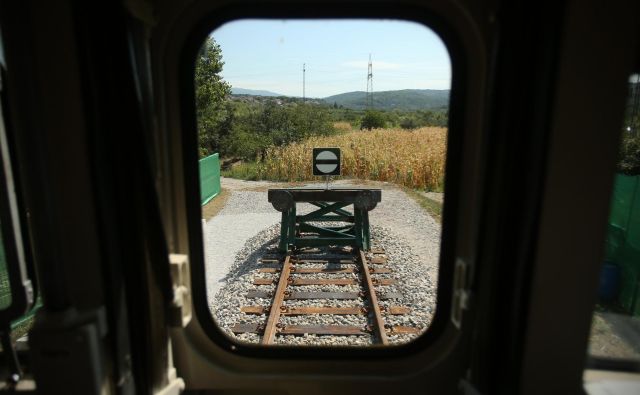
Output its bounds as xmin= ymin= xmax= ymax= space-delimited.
xmin=358 ymin=249 xmax=389 ymax=345
xmin=261 ymin=253 xmax=293 ymax=344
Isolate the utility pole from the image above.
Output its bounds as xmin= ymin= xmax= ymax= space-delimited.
xmin=303 ymin=63 xmax=306 ymax=103
xmin=366 ymin=54 xmax=373 ymax=109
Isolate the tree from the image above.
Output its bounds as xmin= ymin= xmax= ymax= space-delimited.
xmin=360 ymin=110 xmax=386 ymax=130
xmin=229 ymin=102 xmax=336 ymax=161
xmin=195 ymin=37 xmax=232 ymax=157
xmin=617 ymin=132 xmax=640 ymax=175
xmin=399 ymin=116 xmax=419 ymax=130
xmin=616 ymin=82 xmax=640 ymax=175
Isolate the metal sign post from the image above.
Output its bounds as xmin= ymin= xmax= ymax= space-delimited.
xmin=313 ymin=148 xmax=341 ymax=191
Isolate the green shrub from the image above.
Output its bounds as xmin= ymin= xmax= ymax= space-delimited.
xmin=360 ymin=110 xmax=386 ymax=130
xmin=227 ymin=102 xmax=337 ymax=161
xmin=221 ymin=162 xmax=262 ymax=180
xmin=399 ymin=117 xmax=419 ymax=130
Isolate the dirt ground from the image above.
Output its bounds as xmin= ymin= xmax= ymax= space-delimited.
xmin=202 ymin=188 xmax=231 ymax=220
xmin=588 ymin=311 xmax=640 ymax=360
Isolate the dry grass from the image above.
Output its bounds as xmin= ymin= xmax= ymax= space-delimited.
xmin=257 ymin=127 xmax=447 ymax=191
xmin=333 ymin=122 xmax=354 ymax=133
xmin=404 ymin=188 xmax=444 ymax=223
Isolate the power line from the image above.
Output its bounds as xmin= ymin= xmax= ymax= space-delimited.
xmin=303 ymin=63 xmax=306 ymax=102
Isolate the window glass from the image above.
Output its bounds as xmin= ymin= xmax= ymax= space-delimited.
xmin=586 ymin=74 xmax=640 ymax=364
xmin=196 ymin=19 xmax=451 ymax=347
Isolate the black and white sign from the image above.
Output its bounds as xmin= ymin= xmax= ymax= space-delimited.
xmin=312 ymin=148 xmax=341 ymax=176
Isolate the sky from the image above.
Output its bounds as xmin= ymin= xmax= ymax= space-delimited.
xmin=210 ymin=19 xmax=451 ymax=98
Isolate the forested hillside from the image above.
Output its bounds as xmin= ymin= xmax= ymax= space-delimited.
xmin=323 ymin=89 xmax=450 ymax=111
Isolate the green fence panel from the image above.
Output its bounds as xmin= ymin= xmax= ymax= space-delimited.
xmin=605 ymin=174 xmax=640 ymax=315
xmin=199 ymin=153 xmax=221 ymax=206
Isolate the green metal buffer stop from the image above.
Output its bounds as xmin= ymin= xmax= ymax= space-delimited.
xmin=268 ymin=188 xmax=381 ymax=252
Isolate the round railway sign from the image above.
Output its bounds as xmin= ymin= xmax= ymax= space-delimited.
xmin=312 ymin=148 xmax=341 ymax=176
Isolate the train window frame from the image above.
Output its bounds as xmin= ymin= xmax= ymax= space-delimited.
xmin=177 ymin=7 xmax=468 ymax=360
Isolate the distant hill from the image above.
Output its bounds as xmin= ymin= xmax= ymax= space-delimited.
xmin=323 ymin=89 xmax=450 ymax=111
xmin=231 ymin=87 xmax=285 ymax=97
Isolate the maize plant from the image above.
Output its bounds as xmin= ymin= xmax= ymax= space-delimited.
xmin=257 ymin=127 xmax=447 ymax=191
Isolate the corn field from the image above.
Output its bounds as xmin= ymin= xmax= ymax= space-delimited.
xmin=257 ymin=127 xmax=447 ymax=191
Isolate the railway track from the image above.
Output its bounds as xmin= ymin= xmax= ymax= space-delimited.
xmin=231 ymin=246 xmax=420 ymax=345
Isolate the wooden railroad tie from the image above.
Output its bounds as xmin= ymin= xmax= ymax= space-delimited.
xmin=240 ymin=306 xmax=410 ymax=315
xmin=257 ymin=267 xmax=392 ymax=274
xmin=246 ymin=290 xmax=403 ymax=300
xmin=252 ymin=278 xmax=397 ymax=286
xmin=231 ymin=324 xmax=421 ymax=336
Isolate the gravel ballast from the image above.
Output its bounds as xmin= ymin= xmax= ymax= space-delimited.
xmin=204 ymin=178 xmax=441 ymax=346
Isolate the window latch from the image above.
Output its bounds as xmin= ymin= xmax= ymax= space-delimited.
xmin=169 ymin=254 xmax=192 ymax=328
xmin=452 ymin=258 xmax=472 ymax=329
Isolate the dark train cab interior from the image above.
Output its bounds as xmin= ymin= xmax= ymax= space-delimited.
xmin=0 ymin=0 xmax=638 ymax=394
